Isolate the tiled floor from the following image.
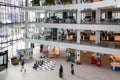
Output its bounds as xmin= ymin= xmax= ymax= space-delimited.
xmin=0 ymin=47 xmax=120 ymax=80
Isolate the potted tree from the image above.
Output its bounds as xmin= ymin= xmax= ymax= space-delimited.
xmin=31 ymin=0 xmax=40 ymax=6
xmin=46 ymin=0 xmax=54 ymax=6
xmin=62 ymin=0 xmax=72 ymax=4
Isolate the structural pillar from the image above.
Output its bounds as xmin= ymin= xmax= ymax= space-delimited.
xmin=35 ymin=12 xmax=40 ymax=23
xmin=96 ymin=8 xmax=101 ymax=24
xmin=44 ymin=11 xmax=48 ymax=22
xmin=50 ymin=12 xmax=55 ymax=17
xmin=76 ymin=9 xmax=81 ymax=44
xmin=105 ymin=12 xmax=108 ymax=21
xmin=95 ymin=30 xmax=100 ymax=44
xmin=76 ymin=50 xmax=80 ymax=61
xmin=24 ymin=0 xmax=29 ymax=48
xmin=76 ymin=9 xmax=81 ymax=63
xmin=77 ymin=9 xmax=81 ymax=24
xmin=77 ymin=30 xmax=81 ymax=43
xmin=77 ymin=0 xmax=81 ymax=4
xmin=95 ymin=8 xmax=101 ymax=44
xmin=25 ymin=10 xmax=29 ymax=48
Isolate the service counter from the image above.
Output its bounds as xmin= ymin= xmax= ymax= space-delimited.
xmin=111 ymin=62 xmax=120 ymax=71
xmin=110 ymin=54 xmax=120 ymax=71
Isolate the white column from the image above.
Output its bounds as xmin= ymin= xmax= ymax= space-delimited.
xmin=35 ymin=12 xmax=37 ymax=23
xmin=77 ymin=0 xmax=81 ymax=4
xmin=25 ymin=42 xmax=29 ymax=48
xmin=54 ymin=0 xmax=57 ymax=5
xmin=50 ymin=12 xmax=55 ymax=17
xmin=35 ymin=12 xmax=40 ymax=23
xmin=77 ymin=30 xmax=81 ymax=43
xmin=44 ymin=11 xmax=48 ymax=39
xmin=25 ymin=11 xmax=28 ymax=34
xmin=57 ymin=29 xmax=60 ymax=40
xmin=24 ymin=0 xmax=29 ymax=48
xmin=105 ymin=12 xmax=108 ymax=21
xmin=95 ymin=9 xmax=101 ymax=44
xmin=95 ymin=31 xmax=100 ymax=44
xmin=72 ymin=0 xmax=77 ymax=4
xmin=77 ymin=9 xmax=81 ymax=24
xmin=25 ymin=10 xmax=29 ymax=48
xmin=76 ymin=9 xmax=81 ymax=43
xmin=44 ymin=11 xmax=48 ymax=22
xmin=39 ymin=0 xmax=42 ymax=6
xmin=96 ymin=8 xmax=101 ymax=24
xmin=76 ymin=50 xmax=80 ymax=61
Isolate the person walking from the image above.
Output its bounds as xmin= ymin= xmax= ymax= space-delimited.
xmin=20 ymin=60 xmax=26 ymax=72
xmin=59 ymin=65 xmax=63 ymax=78
xmin=71 ymin=64 xmax=74 ymax=75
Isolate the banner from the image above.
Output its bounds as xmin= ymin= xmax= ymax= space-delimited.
xmin=17 ymin=48 xmax=33 ymax=60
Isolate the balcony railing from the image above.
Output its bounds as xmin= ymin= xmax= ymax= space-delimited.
xmin=23 ymin=33 xmax=120 ymax=50
xmin=31 ymin=18 xmax=120 ymax=25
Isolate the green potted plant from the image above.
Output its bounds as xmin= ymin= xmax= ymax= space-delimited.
xmin=46 ymin=0 xmax=54 ymax=5
xmin=31 ymin=0 xmax=40 ymax=6
xmin=62 ymin=0 xmax=72 ymax=4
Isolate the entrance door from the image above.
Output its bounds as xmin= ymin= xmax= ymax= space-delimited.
xmin=0 ymin=50 xmax=8 ymax=72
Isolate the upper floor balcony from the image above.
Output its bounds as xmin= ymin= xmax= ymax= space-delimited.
xmin=44 ymin=17 xmax=120 ymax=25
xmin=30 ymin=17 xmax=120 ymax=25
xmin=24 ymin=0 xmax=120 ymax=26
xmin=25 ymin=0 xmax=119 ymax=11
xmin=23 ymin=33 xmax=120 ymax=55
xmin=23 ymin=26 xmax=120 ymax=49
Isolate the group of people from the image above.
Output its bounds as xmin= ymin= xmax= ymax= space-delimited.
xmin=59 ymin=64 xmax=74 ymax=78
xmin=19 ymin=59 xmax=74 ymax=78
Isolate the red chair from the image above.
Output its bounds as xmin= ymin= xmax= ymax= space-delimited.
xmin=96 ymin=59 xmax=102 ymax=66
xmin=90 ymin=57 xmax=97 ymax=64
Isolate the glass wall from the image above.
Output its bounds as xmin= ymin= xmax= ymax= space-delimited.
xmin=0 ymin=0 xmax=25 ymax=49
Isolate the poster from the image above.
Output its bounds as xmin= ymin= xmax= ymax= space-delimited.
xmin=17 ymin=48 xmax=33 ymax=60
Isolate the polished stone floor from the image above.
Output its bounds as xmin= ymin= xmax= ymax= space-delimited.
xmin=0 ymin=47 xmax=120 ymax=80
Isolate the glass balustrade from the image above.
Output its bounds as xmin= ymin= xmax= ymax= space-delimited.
xmin=24 ymin=33 xmax=120 ymax=50
xmin=37 ymin=18 xmax=120 ymax=25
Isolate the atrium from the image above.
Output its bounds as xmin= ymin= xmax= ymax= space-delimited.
xmin=0 ymin=0 xmax=120 ymax=80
